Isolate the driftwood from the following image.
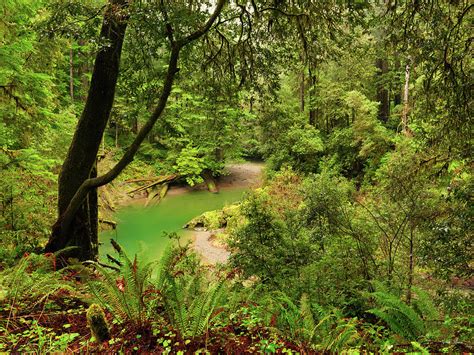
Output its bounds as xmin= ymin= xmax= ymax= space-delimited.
xmin=110 ymin=239 xmax=122 ymax=253
xmin=127 ymin=174 xmax=178 ymax=195
xmin=145 ymin=183 xmax=169 ymax=207
xmin=106 ymin=253 xmax=122 ymax=267
xmin=99 ymin=218 xmax=117 ymax=228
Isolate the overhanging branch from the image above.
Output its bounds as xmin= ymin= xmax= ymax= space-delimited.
xmin=57 ymin=0 xmax=227 ymax=234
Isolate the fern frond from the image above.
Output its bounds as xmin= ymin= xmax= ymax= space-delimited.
xmin=368 ymin=290 xmax=426 ymax=340
xmin=86 ymin=244 xmax=156 ymax=327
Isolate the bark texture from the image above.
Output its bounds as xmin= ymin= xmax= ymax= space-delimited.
xmin=45 ymin=0 xmax=129 ymax=259
xmin=45 ymin=0 xmax=226 ymax=262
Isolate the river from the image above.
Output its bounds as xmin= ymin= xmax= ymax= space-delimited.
xmin=99 ymin=162 xmax=263 ymax=264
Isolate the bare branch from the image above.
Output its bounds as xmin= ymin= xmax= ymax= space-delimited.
xmin=178 ymin=0 xmax=226 ymax=47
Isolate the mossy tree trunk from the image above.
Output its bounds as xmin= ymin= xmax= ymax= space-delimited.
xmin=45 ymin=0 xmax=129 ymax=261
xmin=45 ymin=0 xmax=226 ymax=262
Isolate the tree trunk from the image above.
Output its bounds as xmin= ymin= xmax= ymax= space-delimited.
xmin=375 ymin=58 xmax=389 ymax=123
xmin=45 ymin=0 xmax=226 ymax=262
xmin=45 ymin=0 xmax=129 ymax=261
xmin=308 ymin=64 xmax=317 ymax=126
xmin=69 ymin=46 xmax=74 ymax=101
xmin=393 ymin=57 xmax=402 ymax=106
xmin=402 ymin=59 xmax=411 ymax=136
xmin=300 ymin=70 xmax=305 ymax=112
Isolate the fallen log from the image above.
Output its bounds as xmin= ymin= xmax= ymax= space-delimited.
xmin=127 ymin=174 xmax=178 ymax=195
xmin=145 ymin=183 xmax=169 ymax=207
xmin=99 ymin=218 xmax=117 ymax=229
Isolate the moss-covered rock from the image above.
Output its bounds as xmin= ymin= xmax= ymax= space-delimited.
xmin=184 ymin=204 xmax=241 ymax=230
xmin=86 ymin=303 xmax=110 ymax=342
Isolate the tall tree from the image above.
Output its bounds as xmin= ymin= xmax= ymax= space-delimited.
xmin=45 ymin=0 xmax=226 ymax=261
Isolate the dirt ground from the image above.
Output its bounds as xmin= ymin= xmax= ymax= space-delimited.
xmin=190 ymin=162 xmax=264 ymax=264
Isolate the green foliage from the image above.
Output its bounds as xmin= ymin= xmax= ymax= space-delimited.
xmin=171 ymin=145 xmax=205 ymax=186
xmin=158 ymin=246 xmax=226 ymax=337
xmin=419 ymin=166 xmax=473 ymax=280
xmin=229 ymin=188 xmax=317 ymax=292
xmin=87 ymin=244 xmax=155 ymax=328
xmin=0 ymin=319 xmax=80 ymax=353
xmin=258 ymin=292 xmax=360 ymax=351
xmin=368 ymin=286 xmax=439 ymax=341
xmin=0 ymin=0 xmax=472 ymax=352
xmin=0 ymin=253 xmax=75 ymax=314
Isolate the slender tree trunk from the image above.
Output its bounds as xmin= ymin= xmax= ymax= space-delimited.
xmin=406 ymin=224 xmax=414 ymax=304
xmin=308 ymin=64 xmax=317 ymax=126
xmin=69 ymin=47 xmax=74 ymax=101
xmin=393 ymin=56 xmax=402 ymax=106
xmin=300 ymin=70 xmax=305 ymax=112
xmin=45 ymin=0 xmax=129 ymax=261
xmin=375 ymin=58 xmax=389 ymax=122
xmin=402 ymin=59 xmax=411 ymax=136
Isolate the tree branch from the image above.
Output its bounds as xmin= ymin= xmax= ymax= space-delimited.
xmin=57 ymin=0 xmax=226 ymax=235
xmin=178 ymin=0 xmax=226 ymax=47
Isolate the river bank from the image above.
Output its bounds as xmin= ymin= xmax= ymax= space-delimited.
xmin=99 ymin=162 xmax=263 ymax=264
xmin=187 ymin=162 xmax=263 ymax=264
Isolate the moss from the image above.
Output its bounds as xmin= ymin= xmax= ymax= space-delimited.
xmin=86 ymin=304 xmax=110 ymax=342
xmin=185 ymin=204 xmax=243 ymax=230
xmin=202 ymin=210 xmax=223 ymax=229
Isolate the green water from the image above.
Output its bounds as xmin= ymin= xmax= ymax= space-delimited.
xmin=100 ymin=187 xmax=247 ymax=263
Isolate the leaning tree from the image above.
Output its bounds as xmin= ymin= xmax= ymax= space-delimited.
xmin=44 ymin=0 xmax=368 ymax=261
xmin=45 ymin=0 xmax=225 ymax=260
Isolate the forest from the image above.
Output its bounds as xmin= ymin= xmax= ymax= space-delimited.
xmin=0 ymin=0 xmax=472 ymax=353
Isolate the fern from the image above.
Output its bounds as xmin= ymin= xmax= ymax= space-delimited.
xmin=156 ymin=245 xmax=226 ymax=337
xmin=0 ymin=253 xmax=75 ymax=308
xmin=299 ymin=293 xmax=315 ymax=341
xmin=87 ymin=244 xmax=155 ymax=328
xmin=368 ymin=290 xmax=426 ymax=340
xmin=263 ymin=292 xmax=359 ymax=351
xmin=161 ymin=270 xmax=226 ymax=337
xmin=0 ymin=253 xmax=78 ymax=331
xmin=411 ymin=287 xmax=439 ymax=321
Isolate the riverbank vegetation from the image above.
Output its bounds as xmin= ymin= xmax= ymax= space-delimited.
xmin=1 ymin=0 xmax=472 ymax=352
